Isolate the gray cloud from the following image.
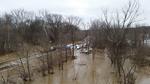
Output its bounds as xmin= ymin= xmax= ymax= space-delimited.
xmin=0 ymin=0 xmax=149 ymax=24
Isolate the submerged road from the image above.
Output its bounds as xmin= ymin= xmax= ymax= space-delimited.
xmin=27 ymin=50 xmax=115 ymax=84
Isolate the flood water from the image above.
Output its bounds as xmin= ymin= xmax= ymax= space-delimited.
xmin=5 ymin=49 xmax=149 ymax=84
xmin=26 ymin=50 xmax=117 ymax=84
xmin=136 ymin=67 xmax=150 ymax=84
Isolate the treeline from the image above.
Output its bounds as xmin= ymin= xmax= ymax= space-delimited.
xmin=89 ymin=20 xmax=150 ymax=49
xmin=0 ymin=9 xmax=86 ymax=54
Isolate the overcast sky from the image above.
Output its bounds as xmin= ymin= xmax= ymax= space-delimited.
xmin=0 ymin=0 xmax=149 ymax=25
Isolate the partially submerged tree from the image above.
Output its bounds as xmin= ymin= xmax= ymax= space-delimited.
xmin=90 ymin=0 xmax=140 ymax=84
xmin=16 ymin=44 xmax=33 ymax=81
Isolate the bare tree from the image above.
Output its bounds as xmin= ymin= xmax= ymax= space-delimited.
xmin=101 ymin=0 xmax=139 ymax=66
xmin=16 ymin=45 xmax=32 ymax=81
xmin=65 ymin=16 xmax=81 ymax=58
xmin=89 ymin=0 xmax=140 ymax=84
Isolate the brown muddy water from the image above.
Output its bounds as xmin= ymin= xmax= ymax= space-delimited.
xmin=26 ymin=50 xmax=117 ymax=84
xmin=136 ymin=66 xmax=150 ymax=84
xmin=1 ymin=50 xmax=150 ymax=84
xmin=25 ymin=50 xmax=150 ymax=84
xmin=23 ymin=51 xmax=115 ymax=84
